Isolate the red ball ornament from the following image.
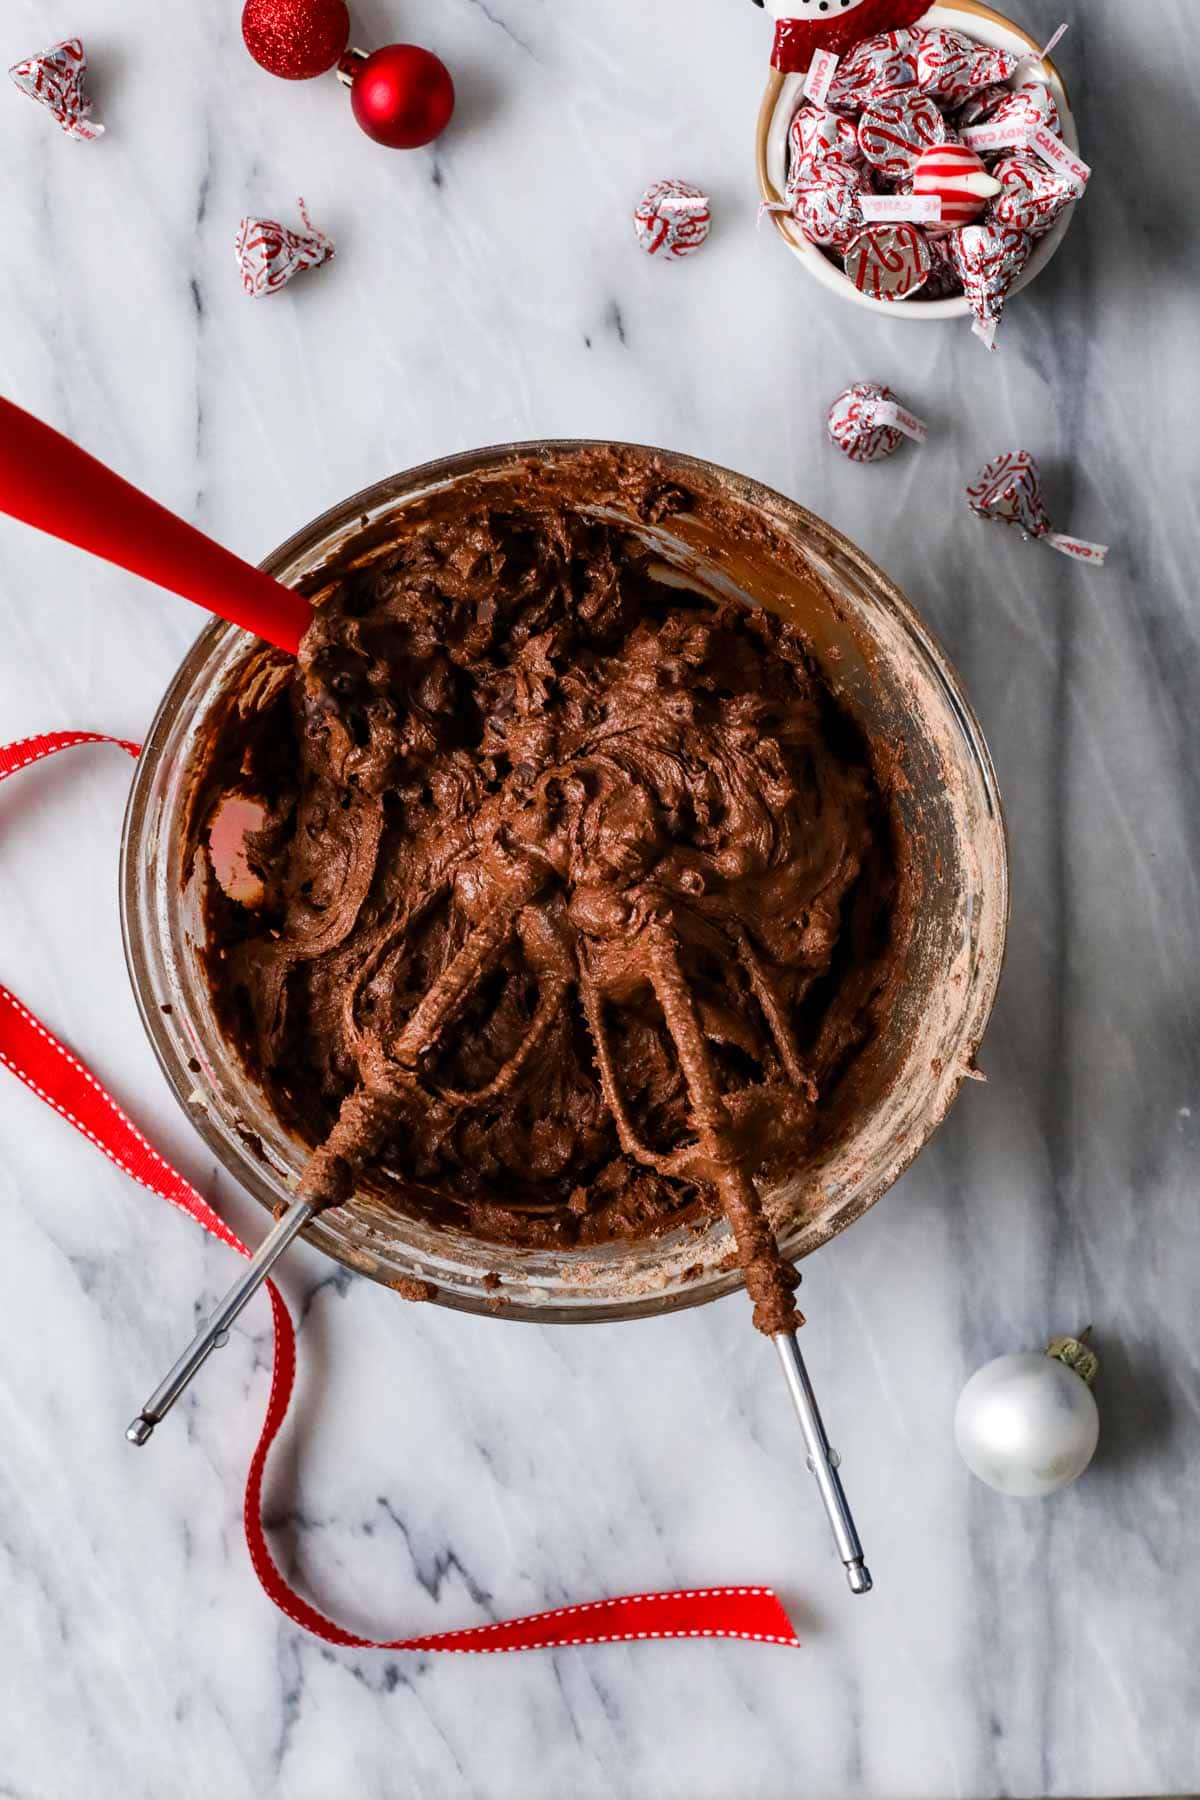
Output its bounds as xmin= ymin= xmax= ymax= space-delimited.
xmin=242 ymin=0 xmax=350 ymax=80
xmin=342 ymin=43 xmax=455 ymax=148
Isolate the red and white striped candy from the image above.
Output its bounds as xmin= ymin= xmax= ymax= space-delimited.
xmin=991 ymin=150 xmax=1075 ymax=237
xmin=788 ymin=103 xmax=861 ymax=173
xmin=857 ymin=91 xmax=945 ymax=179
xmin=634 ymin=180 xmax=711 ymax=259
xmin=843 ymin=223 xmax=931 ymax=301
xmin=913 ymin=143 xmax=1001 ymax=230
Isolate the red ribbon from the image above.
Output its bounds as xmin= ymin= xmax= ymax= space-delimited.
xmin=0 ymin=730 xmax=800 ymax=1657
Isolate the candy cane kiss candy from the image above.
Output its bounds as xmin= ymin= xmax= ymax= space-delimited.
xmin=912 ymin=143 xmax=1001 ymax=230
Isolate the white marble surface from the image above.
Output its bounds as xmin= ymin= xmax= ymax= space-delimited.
xmin=1 ymin=0 xmax=1197 ymax=1795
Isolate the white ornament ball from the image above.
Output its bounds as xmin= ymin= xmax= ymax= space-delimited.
xmin=954 ymin=1344 xmax=1099 ymax=1498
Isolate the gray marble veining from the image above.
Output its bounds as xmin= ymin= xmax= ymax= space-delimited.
xmin=1 ymin=0 xmax=1197 ymax=1795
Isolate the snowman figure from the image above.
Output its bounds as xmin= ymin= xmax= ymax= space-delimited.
xmin=752 ymin=0 xmax=931 ymax=68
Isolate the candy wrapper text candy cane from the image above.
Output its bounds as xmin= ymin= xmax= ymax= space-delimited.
xmin=860 ymin=194 xmax=942 ymax=224
xmin=1026 ymin=124 xmax=1090 ymax=192
xmin=802 ymin=49 xmax=839 ymax=108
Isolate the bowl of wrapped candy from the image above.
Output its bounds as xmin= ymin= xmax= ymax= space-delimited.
xmin=755 ymin=2 xmax=1086 ymax=340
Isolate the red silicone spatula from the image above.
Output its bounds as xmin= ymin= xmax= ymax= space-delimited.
xmin=0 ymin=396 xmax=312 ymax=654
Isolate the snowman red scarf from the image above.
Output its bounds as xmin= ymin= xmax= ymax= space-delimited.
xmin=761 ymin=0 xmax=931 ymax=71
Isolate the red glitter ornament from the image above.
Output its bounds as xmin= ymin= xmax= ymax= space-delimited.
xmin=242 ymin=0 xmax=350 ymax=80
xmin=342 ymin=43 xmax=455 ymax=148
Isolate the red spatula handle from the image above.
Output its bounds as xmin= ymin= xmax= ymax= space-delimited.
xmin=0 ymin=397 xmax=312 ymax=655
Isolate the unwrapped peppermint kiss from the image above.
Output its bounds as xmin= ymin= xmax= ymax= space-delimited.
xmin=912 ymin=144 xmax=1001 ymax=230
xmin=827 ymin=381 xmax=927 ymax=462
xmin=966 ymin=451 xmax=1109 ymax=565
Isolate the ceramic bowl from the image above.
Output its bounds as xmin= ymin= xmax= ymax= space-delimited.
xmin=756 ymin=1 xmax=1079 ymax=318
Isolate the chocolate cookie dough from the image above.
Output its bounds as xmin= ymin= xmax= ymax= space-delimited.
xmin=194 ymin=451 xmax=902 ymax=1335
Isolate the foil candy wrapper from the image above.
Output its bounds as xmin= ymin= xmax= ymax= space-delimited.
xmin=9 ymin=38 xmax=103 ymax=141
xmin=826 ymin=27 xmax=924 ymax=110
xmin=827 ymin=381 xmax=927 ymax=462
xmin=966 ymin=451 xmax=1109 ymax=564
xmin=991 ymin=150 xmax=1075 ymax=237
xmin=954 ymin=81 xmax=1011 ymax=129
xmin=236 ymin=200 xmax=334 ymax=297
xmin=788 ymin=103 xmax=862 ymax=171
xmin=790 ymin=154 xmax=867 ymax=251
xmin=634 ymin=180 xmax=712 ymax=258
xmin=914 ymin=29 xmax=1020 ymax=108
xmin=857 ymin=90 xmax=946 ymax=179
xmin=968 ymin=449 xmax=1051 ymax=535
xmin=844 ymin=222 xmax=931 ymax=301
xmin=961 ymin=76 xmax=1061 ymax=150
xmin=948 ymin=220 xmax=1032 ymax=344
xmin=1026 ymin=124 xmax=1091 ymax=193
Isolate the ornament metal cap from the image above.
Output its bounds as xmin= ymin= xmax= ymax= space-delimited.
xmin=1046 ymin=1328 xmax=1100 ymax=1386
xmin=335 ymin=46 xmax=367 ymax=87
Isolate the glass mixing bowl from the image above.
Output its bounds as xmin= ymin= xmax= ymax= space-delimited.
xmin=120 ymin=441 xmax=1008 ymax=1323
